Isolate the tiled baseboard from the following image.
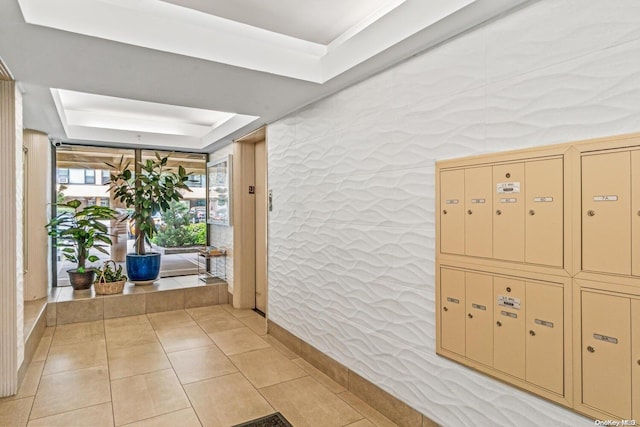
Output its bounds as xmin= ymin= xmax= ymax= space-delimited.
xmin=18 ymin=302 xmax=47 ymax=386
xmin=267 ymin=321 xmax=439 ymax=427
xmin=47 ymin=280 xmax=228 ymax=326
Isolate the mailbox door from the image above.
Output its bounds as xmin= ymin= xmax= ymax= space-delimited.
xmin=493 ymin=276 xmax=526 ymax=379
xmin=493 ymin=163 xmax=525 ymax=262
xmin=440 ymin=170 xmax=465 ymax=255
xmin=582 ymin=151 xmax=631 ymax=275
xmin=465 ymin=272 xmax=493 ymax=366
xmin=582 ymin=291 xmax=631 ymax=419
xmin=465 ymin=166 xmax=493 ymax=258
xmin=440 ymin=268 xmax=465 ymax=355
xmin=525 ymin=281 xmax=564 ymax=394
xmin=525 ymin=158 xmax=563 ymax=267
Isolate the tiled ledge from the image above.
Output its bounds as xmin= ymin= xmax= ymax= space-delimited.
xmin=47 ymin=275 xmax=228 ymax=326
xmin=268 ymin=320 xmax=440 ymax=427
xmin=19 ymin=298 xmax=48 ymax=385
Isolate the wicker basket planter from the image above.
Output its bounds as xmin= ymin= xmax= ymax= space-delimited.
xmin=94 ymin=279 xmax=126 ymax=295
xmin=94 ymin=260 xmax=127 ymax=295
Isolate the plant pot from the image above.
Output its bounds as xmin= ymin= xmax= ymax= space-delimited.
xmin=67 ymin=269 xmax=96 ymax=290
xmin=126 ymin=253 xmax=161 ymax=285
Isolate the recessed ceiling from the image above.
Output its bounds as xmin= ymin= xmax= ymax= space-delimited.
xmin=52 ymin=89 xmax=258 ymax=149
xmin=0 ymin=0 xmax=531 ymax=151
xmin=160 ymin=0 xmax=395 ymax=45
xmin=17 ymin=0 xmax=473 ymax=82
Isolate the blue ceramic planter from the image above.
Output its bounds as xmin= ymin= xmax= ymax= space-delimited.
xmin=126 ymin=253 xmax=161 ymax=284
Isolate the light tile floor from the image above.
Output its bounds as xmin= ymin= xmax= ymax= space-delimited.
xmin=0 ymin=305 xmax=398 ymax=427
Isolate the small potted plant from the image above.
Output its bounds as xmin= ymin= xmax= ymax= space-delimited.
xmin=45 ymin=200 xmax=118 ymax=290
xmin=94 ymin=260 xmax=127 ymax=295
xmin=107 ymin=153 xmax=191 ymax=284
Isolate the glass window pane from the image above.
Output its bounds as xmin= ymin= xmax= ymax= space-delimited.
xmin=69 ymin=169 xmax=85 ymax=184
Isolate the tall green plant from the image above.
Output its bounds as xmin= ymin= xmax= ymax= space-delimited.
xmin=107 ymin=153 xmax=191 ymax=255
xmin=45 ymin=200 xmax=117 ymax=271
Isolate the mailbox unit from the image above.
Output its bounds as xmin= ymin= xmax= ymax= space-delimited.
xmin=436 ymin=132 xmax=640 ymax=420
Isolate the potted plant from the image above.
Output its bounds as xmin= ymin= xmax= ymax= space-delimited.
xmin=94 ymin=260 xmax=127 ymax=295
xmin=45 ymin=200 xmax=118 ymax=290
xmin=107 ymin=153 xmax=191 ymax=284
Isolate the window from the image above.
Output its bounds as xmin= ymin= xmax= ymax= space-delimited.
xmin=188 ymin=174 xmax=205 ymax=188
xmin=57 ymin=168 xmax=69 ymax=184
xmin=85 ymin=169 xmax=95 ymax=184
xmin=69 ymin=169 xmax=85 ymax=184
xmin=87 ymin=198 xmax=97 ymax=206
xmin=99 ymin=198 xmax=110 ymax=207
xmin=101 ymin=170 xmax=110 ymax=185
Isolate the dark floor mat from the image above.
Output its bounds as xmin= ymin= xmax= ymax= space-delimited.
xmin=232 ymin=413 xmax=293 ymax=427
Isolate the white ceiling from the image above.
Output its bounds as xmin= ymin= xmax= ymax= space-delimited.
xmin=0 ymin=0 xmax=531 ymax=152
xmin=160 ymin=0 xmax=396 ymax=45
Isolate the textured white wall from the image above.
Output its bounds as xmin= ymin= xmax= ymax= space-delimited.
xmin=267 ymin=1 xmax=640 ymax=425
xmin=208 ymin=145 xmax=234 ymax=291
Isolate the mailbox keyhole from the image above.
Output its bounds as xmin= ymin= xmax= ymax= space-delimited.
xmin=506 ymin=287 xmax=511 ymax=293
xmin=505 ymin=173 xmax=511 ymax=178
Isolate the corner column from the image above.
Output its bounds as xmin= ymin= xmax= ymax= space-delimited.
xmin=0 ymin=79 xmax=24 ymax=397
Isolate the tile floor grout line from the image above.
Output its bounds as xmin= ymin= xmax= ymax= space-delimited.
xmin=102 ymin=318 xmax=117 ymax=427
xmin=25 ymin=325 xmax=55 ymax=424
xmin=150 ymin=309 xmax=204 ymax=427
xmin=184 ymin=307 xmax=280 ymax=419
xmin=26 ymin=401 xmax=112 ymax=424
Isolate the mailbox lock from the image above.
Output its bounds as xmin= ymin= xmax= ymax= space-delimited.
xmin=496 ymin=209 xmax=502 ymax=216
xmin=637 ymin=359 xmax=640 ymax=366
xmin=637 ymin=210 xmax=640 ymax=216
xmin=587 ymin=346 xmax=595 ymax=353
xmin=468 ymin=313 xmax=473 ymax=319
xmin=505 ymin=173 xmax=511 ymax=178
xmin=528 ymin=209 xmax=535 ymax=216
xmin=443 ymin=307 xmax=448 ymax=312
xmin=506 ymin=287 xmax=511 ymax=293
xmin=496 ymin=321 xmax=502 ymax=327
xmin=587 ymin=210 xmax=596 ymax=217
xmin=529 ymin=330 xmax=536 ymax=336
xmin=467 ymin=209 xmax=473 ymax=215
xmin=442 ymin=209 xmax=447 ymax=215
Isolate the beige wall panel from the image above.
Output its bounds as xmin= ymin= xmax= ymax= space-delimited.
xmin=23 ymin=130 xmax=50 ymax=300
xmin=464 ymin=166 xmax=492 ymax=258
xmin=632 ymin=151 xmax=640 ymax=277
xmin=493 ymin=276 xmax=525 ymax=379
xmin=440 ymin=268 xmax=465 ymax=356
xmin=525 ymin=281 xmax=563 ymax=394
xmin=232 ymin=141 xmax=256 ymax=308
xmin=492 ymin=163 xmax=525 ymax=262
xmin=465 ymin=272 xmax=493 ymax=366
xmin=254 ymin=139 xmax=267 ymax=313
xmin=440 ymin=170 xmax=464 ymax=255
xmin=581 ymin=291 xmax=631 ymax=419
xmin=525 ymin=158 xmax=563 ymax=267
xmin=582 ymin=151 xmax=630 ymax=275
xmin=632 ymin=299 xmax=640 ymax=420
